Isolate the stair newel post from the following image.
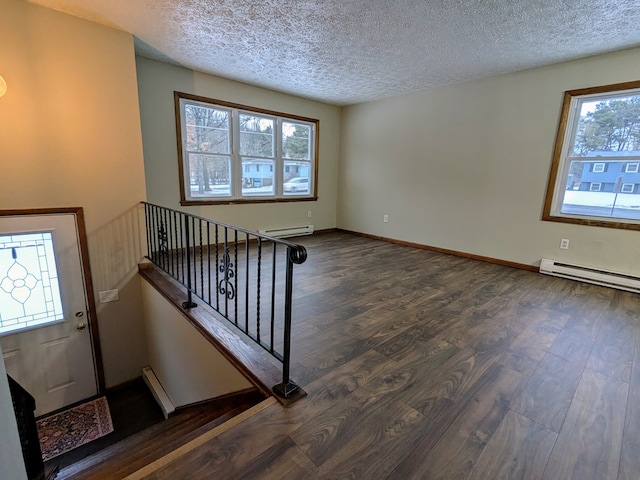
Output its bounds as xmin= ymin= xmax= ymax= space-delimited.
xmin=182 ymin=214 xmax=197 ymax=309
xmin=273 ymin=245 xmax=306 ymax=399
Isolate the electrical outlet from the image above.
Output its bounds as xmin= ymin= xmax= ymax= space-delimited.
xmin=383 ymin=214 xmax=389 ymax=223
xmin=560 ymin=239 xmax=570 ymax=250
xmin=307 ymin=210 xmax=312 ymax=218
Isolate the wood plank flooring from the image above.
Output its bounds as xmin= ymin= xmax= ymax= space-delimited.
xmin=130 ymin=232 xmax=640 ymax=479
xmin=52 ymin=381 xmax=264 ymax=479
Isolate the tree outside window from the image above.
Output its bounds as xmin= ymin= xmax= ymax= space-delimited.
xmin=176 ymin=92 xmax=318 ymax=204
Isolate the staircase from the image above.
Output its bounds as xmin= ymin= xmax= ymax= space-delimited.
xmin=52 ymin=390 xmax=264 ymax=480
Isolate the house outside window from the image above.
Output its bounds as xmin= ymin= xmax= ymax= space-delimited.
xmin=175 ymin=92 xmax=318 ymax=205
xmin=543 ymin=81 xmax=640 ymax=229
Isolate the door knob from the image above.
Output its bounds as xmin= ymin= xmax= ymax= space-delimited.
xmin=77 ymin=322 xmax=86 ymax=331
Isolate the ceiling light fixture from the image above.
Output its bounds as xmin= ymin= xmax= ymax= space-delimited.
xmin=0 ymin=75 xmax=7 ymax=98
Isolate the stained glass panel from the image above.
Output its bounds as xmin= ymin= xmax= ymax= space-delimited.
xmin=0 ymin=231 xmax=64 ymax=335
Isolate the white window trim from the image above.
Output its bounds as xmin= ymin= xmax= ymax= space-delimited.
xmin=622 ymin=183 xmax=635 ymax=193
xmin=175 ymin=92 xmax=318 ymax=205
xmin=592 ymin=163 xmax=605 ymax=173
xmin=625 ymin=163 xmax=639 ymax=173
xmin=590 ymin=182 xmax=602 ymax=192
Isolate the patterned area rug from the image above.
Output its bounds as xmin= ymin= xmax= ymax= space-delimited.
xmin=36 ymin=397 xmax=114 ymax=461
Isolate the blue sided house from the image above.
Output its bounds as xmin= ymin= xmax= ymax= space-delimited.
xmin=579 ymin=151 xmax=640 ymax=194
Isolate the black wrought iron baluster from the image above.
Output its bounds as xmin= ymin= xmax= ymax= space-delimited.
xmin=191 ymin=216 xmax=197 ymax=296
xmin=166 ymin=209 xmax=172 ymax=275
xmin=215 ymin=224 xmax=219 ymax=311
xmin=149 ymin=204 xmax=155 ymax=261
xmin=144 ymin=204 xmax=151 ymax=261
xmin=256 ymin=238 xmax=262 ymax=344
xmin=158 ymin=214 xmax=168 ymax=271
xmin=245 ymin=233 xmax=250 ymax=334
xmin=207 ymin=222 xmax=211 ymax=304
xmin=218 ymin=227 xmax=236 ymax=318
xmin=182 ymin=214 xmax=197 ymax=308
xmin=171 ymin=210 xmax=177 ymax=277
xmin=153 ymin=203 xmax=160 ymax=265
xmin=224 ymin=228 xmax=228 ymax=317
xmin=234 ymin=230 xmax=238 ymax=326
xmin=199 ymin=218 xmax=204 ymax=298
xmin=270 ymin=242 xmax=277 ymax=353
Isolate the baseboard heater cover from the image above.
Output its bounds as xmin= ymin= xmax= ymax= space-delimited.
xmin=142 ymin=366 xmax=175 ymax=419
xmin=540 ymin=258 xmax=640 ymax=293
xmin=258 ymin=224 xmax=314 ymax=238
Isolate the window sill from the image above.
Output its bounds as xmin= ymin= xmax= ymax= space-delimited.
xmin=180 ymin=196 xmax=318 ymax=206
xmin=542 ymin=212 xmax=640 ymax=231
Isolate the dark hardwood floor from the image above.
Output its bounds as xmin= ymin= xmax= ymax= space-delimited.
xmin=120 ymin=232 xmax=640 ymax=479
xmin=44 ymin=378 xmax=164 ymax=473
xmin=49 ymin=378 xmax=264 ymax=479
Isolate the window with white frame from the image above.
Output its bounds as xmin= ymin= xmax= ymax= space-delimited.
xmin=622 ymin=183 xmax=635 ymax=193
xmin=543 ymin=81 xmax=640 ymax=229
xmin=175 ymin=92 xmax=318 ymax=204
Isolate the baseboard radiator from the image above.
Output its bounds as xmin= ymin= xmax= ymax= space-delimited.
xmin=540 ymin=258 xmax=640 ymax=293
xmin=142 ymin=366 xmax=175 ymax=419
xmin=258 ymin=224 xmax=314 ymax=238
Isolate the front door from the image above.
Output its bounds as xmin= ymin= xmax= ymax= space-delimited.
xmin=0 ymin=211 xmax=98 ymax=416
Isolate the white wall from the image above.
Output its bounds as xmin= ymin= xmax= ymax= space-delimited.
xmin=0 ymin=0 xmax=148 ymax=387
xmin=0 ymin=345 xmax=27 ymax=480
xmin=141 ymin=281 xmax=252 ymax=407
xmin=136 ymin=57 xmax=341 ymax=232
xmin=339 ymin=47 xmax=640 ymax=274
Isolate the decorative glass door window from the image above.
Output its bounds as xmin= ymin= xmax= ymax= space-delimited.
xmin=0 ymin=232 xmax=64 ymax=335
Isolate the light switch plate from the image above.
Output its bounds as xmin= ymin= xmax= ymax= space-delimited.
xmin=99 ymin=289 xmax=119 ymax=303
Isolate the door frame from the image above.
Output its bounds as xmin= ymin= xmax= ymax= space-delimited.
xmin=0 ymin=207 xmax=105 ymax=395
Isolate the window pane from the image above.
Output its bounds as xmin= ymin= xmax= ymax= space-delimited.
xmin=572 ymin=95 xmax=640 ymax=155
xmin=239 ymin=114 xmax=274 ymax=157
xmin=283 ymin=161 xmax=311 ymax=195
xmin=187 ymin=154 xmax=231 ymax=197
xmin=283 ymin=122 xmax=311 ymax=160
xmin=184 ymin=103 xmax=230 ymax=154
xmin=242 ymin=159 xmax=274 ymax=196
xmin=0 ymin=232 xmax=64 ymax=335
xmin=560 ymin=160 xmax=640 ymax=220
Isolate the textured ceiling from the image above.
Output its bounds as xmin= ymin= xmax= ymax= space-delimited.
xmin=25 ymin=0 xmax=640 ymax=105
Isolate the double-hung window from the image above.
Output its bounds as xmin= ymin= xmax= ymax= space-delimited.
xmin=175 ymin=92 xmax=318 ymax=205
xmin=543 ymin=81 xmax=640 ymax=229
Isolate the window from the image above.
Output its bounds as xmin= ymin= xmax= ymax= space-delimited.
xmin=0 ymin=232 xmax=64 ymax=335
xmin=543 ymin=81 xmax=640 ymax=229
xmin=175 ymin=92 xmax=318 ymax=204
